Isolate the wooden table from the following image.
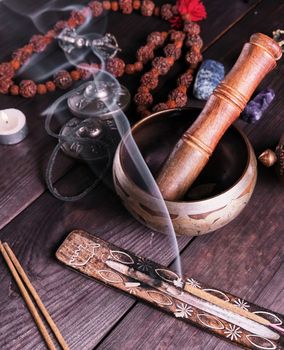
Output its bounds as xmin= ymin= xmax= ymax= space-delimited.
xmin=0 ymin=1 xmax=283 ymax=349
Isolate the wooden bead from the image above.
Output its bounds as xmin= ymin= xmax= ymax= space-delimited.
xmin=133 ymin=0 xmax=141 ymax=10
xmin=70 ymin=70 xmax=81 ymax=81
xmin=24 ymin=44 xmax=33 ymax=55
xmin=166 ymin=56 xmax=175 ymax=66
xmin=134 ymin=61 xmax=143 ymax=72
xmin=11 ymin=59 xmax=20 ymax=70
xmin=125 ymin=64 xmax=136 ymax=74
xmin=10 ymin=85 xmax=19 ymax=96
xmin=46 ymin=30 xmax=56 ymax=39
xmin=46 ymin=81 xmax=56 ymax=92
xmin=178 ymin=85 xmax=187 ymax=94
xmin=67 ymin=18 xmax=77 ymax=28
xmin=162 ymin=32 xmax=168 ymax=39
xmin=103 ymin=1 xmax=111 ymax=10
xmin=111 ymin=1 xmax=119 ymax=11
xmin=175 ymin=41 xmax=183 ymax=49
xmin=37 ymin=84 xmax=47 ymax=95
xmin=151 ymin=68 xmax=159 ymax=76
xmin=166 ymin=100 xmax=176 ymax=108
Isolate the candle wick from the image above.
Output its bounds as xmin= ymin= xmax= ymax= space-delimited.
xmin=1 ymin=111 xmax=9 ymax=124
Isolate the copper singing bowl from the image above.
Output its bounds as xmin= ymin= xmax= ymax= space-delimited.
xmin=113 ymin=108 xmax=257 ymax=236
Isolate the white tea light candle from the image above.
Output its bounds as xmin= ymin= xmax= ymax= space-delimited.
xmin=0 ymin=109 xmax=28 ymax=145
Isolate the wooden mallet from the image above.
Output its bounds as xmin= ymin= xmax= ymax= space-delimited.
xmin=156 ymin=33 xmax=282 ymax=201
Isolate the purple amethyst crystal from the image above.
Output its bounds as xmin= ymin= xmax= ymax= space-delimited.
xmin=241 ymin=88 xmax=275 ymax=123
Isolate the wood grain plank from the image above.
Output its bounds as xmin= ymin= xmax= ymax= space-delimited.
xmin=95 ymin=0 xmax=284 ymax=348
xmin=0 ymin=1 xmax=276 ymax=349
xmin=0 ymin=165 xmax=190 ymax=350
xmin=0 ymin=0 xmax=261 ymax=229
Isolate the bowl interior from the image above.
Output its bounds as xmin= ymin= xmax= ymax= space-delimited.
xmin=120 ymin=108 xmax=248 ymax=201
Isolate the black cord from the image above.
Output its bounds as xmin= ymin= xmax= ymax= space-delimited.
xmin=45 ymin=141 xmax=112 ymax=202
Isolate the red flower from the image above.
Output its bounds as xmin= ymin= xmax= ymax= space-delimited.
xmin=176 ymin=0 xmax=207 ymax=21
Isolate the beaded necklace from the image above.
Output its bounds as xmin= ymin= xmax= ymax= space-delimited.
xmin=0 ymin=0 xmax=206 ymax=117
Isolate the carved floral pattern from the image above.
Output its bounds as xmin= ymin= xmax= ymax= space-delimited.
xmin=174 ymin=303 xmax=193 ymax=318
xmin=224 ymin=324 xmax=242 ymax=341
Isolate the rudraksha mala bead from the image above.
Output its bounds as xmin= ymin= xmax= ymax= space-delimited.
xmin=160 ymin=4 xmax=174 ymax=20
xmin=106 ymin=57 xmax=125 ymax=77
xmin=136 ymin=44 xmax=155 ymax=64
xmin=169 ymin=87 xmax=187 ymax=107
xmin=70 ymin=9 xmax=88 ymax=26
xmin=184 ymin=22 xmax=200 ymax=35
xmin=152 ymin=57 xmax=172 ymax=75
xmin=30 ymin=35 xmax=49 ymax=53
xmin=0 ymin=0 xmax=206 ymax=112
xmin=134 ymin=87 xmax=153 ymax=106
xmin=178 ymin=70 xmax=193 ymax=87
xmin=141 ymin=0 xmax=155 ymax=16
xmin=153 ymin=102 xmax=168 ymax=112
xmin=78 ymin=63 xmax=92 ymax=80
xmin=147 ymin=31 xmax=167 ymax=46
xmin=141 ymin=71 xmax=159 ymax=89
xmin=185 ymin=34 xmax=203 ymax=49
xmin=186 ymin=48 xmax=203 ymax=65
xmin=19 ymin=80 xmax=37 ymax=98
xmin=169 ymin=30 xmax=185 ymax=42
xmin=12 ymin=46 xmax=33 ymax=65
xmin=163 ymin=43 xmax=182 ymax=59
xmin=53 ymin=20 xmax=68 ymax=35
xmin=119 ymin=0 xmax=133 ymax=14
xmin=136 ymin=27 xmax=198 ymax=114
xmin=88 ymin=1 xmax=104 ymax=17
xmin=0 ymin=79 xmax=12 ymax=94
xmin=53 ymin=70 xmax=73 ymax=90
xmin=0 ymin=63 xmax=14 ymax=79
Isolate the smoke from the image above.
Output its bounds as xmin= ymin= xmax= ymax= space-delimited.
xmin=2 ymin=1 xmax=106 ymax=82
xmin=9 ymin=0 xmax=183 ymax=277
xmin=2 ymin=1 xmax=96 ymax=34
xmin=43 ymin=70 xmax=183 ymax=277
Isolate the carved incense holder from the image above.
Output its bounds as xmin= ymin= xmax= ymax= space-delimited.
xmin=56 ymin=230 xmax=284 ymax=350
xmin=157 ymin=33 xmax=282 ymax=201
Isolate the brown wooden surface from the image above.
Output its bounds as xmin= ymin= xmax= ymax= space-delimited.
xmin=0 ymin=0 xmax=283 ymax=349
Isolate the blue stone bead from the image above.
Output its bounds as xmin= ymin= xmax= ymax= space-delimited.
xmin=241 ymin=88 xmax=275 ymax=124
xmin=193 ymin=59 xmax=225 ymax=100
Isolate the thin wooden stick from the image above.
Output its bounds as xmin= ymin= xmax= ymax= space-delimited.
xmin=0 ymin=242 xmax=57 ymax=350
xmin=106 ymin=260 xmax=279 ymax=340
xmin=183 ymin=283 xmax=271 ymax=326
xmin=2 ymin=242 xmax=69 ymax=350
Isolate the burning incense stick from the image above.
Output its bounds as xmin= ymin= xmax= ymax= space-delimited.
xmin=105 ymin=259 xmax=278 ymax=340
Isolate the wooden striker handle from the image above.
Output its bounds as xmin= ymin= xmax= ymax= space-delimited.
xmin=156 ymin=33 xmax=282 ymax=201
